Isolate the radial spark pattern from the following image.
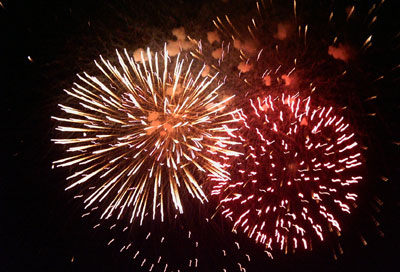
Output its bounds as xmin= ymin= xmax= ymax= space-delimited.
xmin=211 ymin=93 xmax=363 ymax=252
xmin=52 ymin=47 xmax=240 ymax=224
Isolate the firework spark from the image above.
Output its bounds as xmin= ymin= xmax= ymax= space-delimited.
xmin=211 ymin=93 xmax=364 ymax=253
xmin=97 ymin=210 xmax=253 ymax=272
xmin=52 ymin=46 xmax=241 ymax=224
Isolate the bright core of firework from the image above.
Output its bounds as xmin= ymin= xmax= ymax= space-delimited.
xmin=211 ymin=93 xmax=363 ymax=253
xmin=52 ymin=47 xmax=241 ymax=224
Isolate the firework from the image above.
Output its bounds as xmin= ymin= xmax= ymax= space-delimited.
xmin=183 ymin=0 xmax=390 ymax=261
xmin=52 ymin=46 xmax=241 ymax=224
xmin=211 ymin=93 xmax=364 ymax=253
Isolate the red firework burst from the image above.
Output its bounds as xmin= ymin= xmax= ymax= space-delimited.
xmin=210 ymin=93 xmax=364 ymax=253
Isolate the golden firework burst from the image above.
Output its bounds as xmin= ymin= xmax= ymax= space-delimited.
xmin=52 ymin=46 xmax=241 ymax=224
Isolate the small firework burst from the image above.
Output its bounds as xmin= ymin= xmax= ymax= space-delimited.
xmin=211 ymin=93 xmax=364 ymax=253
xmin=52 ymin=46 xmax=240 ymax=224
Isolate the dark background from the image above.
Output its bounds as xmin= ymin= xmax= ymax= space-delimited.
xmin=1 ymin=0 xmax=399 ymax=271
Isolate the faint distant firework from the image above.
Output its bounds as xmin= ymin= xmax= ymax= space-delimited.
xmin=188 ymin=0 xmax=382 ymax=103
xmin=211 ymin=92 xmax=364 ymax=254
xmin=52 ymin=46 xmax=241 ymax=224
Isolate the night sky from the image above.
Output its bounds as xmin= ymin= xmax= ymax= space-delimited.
xmin=2 ymin=0 xmax=399 ymax=271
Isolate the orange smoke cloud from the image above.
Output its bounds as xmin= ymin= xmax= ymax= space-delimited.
xmin=328 ymin=43 xmax=352 ymax=62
